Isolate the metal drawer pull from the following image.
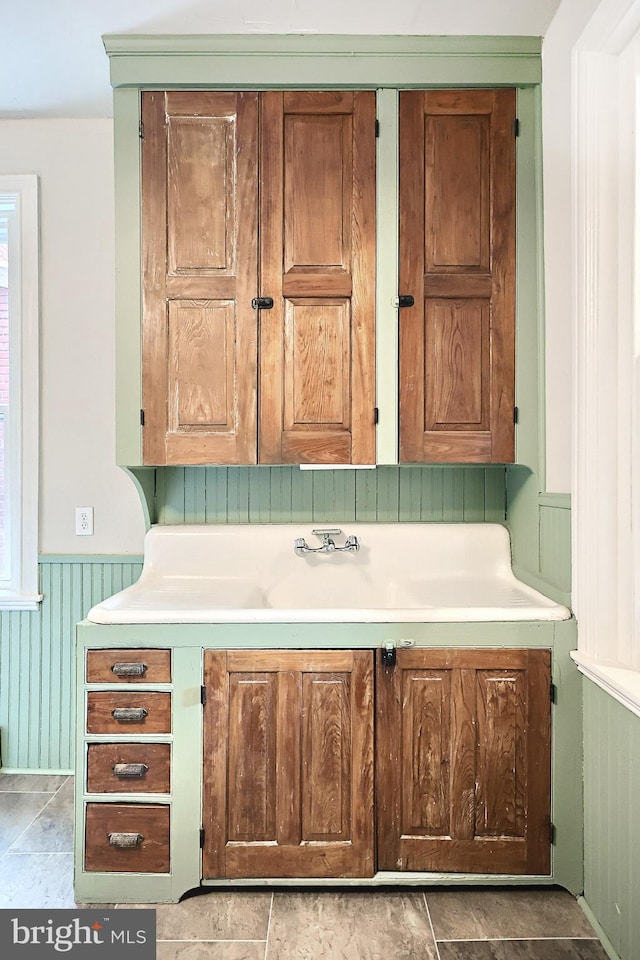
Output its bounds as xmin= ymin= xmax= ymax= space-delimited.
xmin=108 ymin=832 xmax=144 ymax=848
xmin=113 ymin=763 xmax=149 ymax=779
xmin=111 ymin=707 xmax=148 ymax=723
xmin=111 ymin=662 xmax=147 ymax=677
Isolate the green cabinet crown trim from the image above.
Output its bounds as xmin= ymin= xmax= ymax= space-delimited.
xmin=103 ymin=34 xmax=542 ymax=88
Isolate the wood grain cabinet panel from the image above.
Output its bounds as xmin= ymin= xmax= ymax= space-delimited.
xmin=376 ymin=648 xmax=551 ymax=875
xmin=141 ymin=89 xmax=376 ymax=466
xmin=202 ymin=649 xmax=374 ymax=879
xmin=86 ymin=648 xmax=171 ymax=684
xmin=259 ymin=91 xmax=376 ymax=464
xmin=399 ymin=89 xmax=516 ymax=463
xmin=86 ymin=692 xmax=171 ymax=735
xmin=141 ymin=91 xmax=259 ymax=465
xmin=86 ymin=742 xmax=171 ymax=794
xmin=85 ymin=803 xmax=170 ymax=873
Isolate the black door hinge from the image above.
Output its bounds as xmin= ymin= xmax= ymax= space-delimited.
xmin=200 ymin=685 xmax=207 ymax=706
xmin=140 ymin=409 xmax=145 ymax=427
xmin=199 ymin=827 xmax=205 ymax=848
xmin=374 ymin=407 xmax=379 ymax=424
xmin=514 ymin=406 xmax=519 ymax=424
xmin=514 ymin=118 xmax=520 ymax=137
xmin=550 ymin=682 xmax=557 ymax=704
xmin=375 ymin=119 xmax=380 ymax=138
xmin=139 ymin=120 xmax=144 ymax=140
xmin=550 ymin=821 xmax=556 ymax=845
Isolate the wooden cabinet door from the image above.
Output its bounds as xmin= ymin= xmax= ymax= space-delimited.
xmin=202 ymin=649 xmax=374 ymax=878
xmin=141 ymin=91 xmax=259 ymax=464
xmin=376 ymin=648 xmax=551 ymax=875
xmin=258 ymin=92 xmax=376 ymax=464
xmin=399 ymin=90 xmax=516 ymax=463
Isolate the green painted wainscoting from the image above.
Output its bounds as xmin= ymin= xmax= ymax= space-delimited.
xmin=154 ymin=464 xmax=507 ymax=524
xmin=582 ymin=680 xmax=640 ymax=960
xmin=0 ymin=558 xmax=143 ymax=772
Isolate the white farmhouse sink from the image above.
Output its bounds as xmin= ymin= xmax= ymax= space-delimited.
xmin=87 ymin=523 xmax=570 ymax=624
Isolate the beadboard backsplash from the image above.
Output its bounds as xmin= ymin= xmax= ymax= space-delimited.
xmin=155 ymin=465 xmax=507 ymax=524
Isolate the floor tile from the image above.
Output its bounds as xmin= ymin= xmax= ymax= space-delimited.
xmin=0 ymin=792 xmax=51 ymax=856
xmin=437 ymin=940 xmax=609 ymax=960
xmin=118 ymin=892 xmax=272 ymax=941
xmin=0 ymin=773 xmax=69 ymax=792
xmin=158 ymin=943 xmax=265 ymax=960
xmin=8 ymin=776 xmax=74 ymax=853
xmin=426 ymin=889 xmax=597 ymax=941
xmin=267 ymin=890 xmax=438 ymax=960
xmin=0 ymin=853 xmax=77 ymax=908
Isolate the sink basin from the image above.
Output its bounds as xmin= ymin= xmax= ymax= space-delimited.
xmin=87 ymin=523 xmax=571 ymax=624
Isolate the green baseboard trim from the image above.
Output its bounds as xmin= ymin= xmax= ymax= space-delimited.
xmin=578 ymin=897 xmax=621 ymax=960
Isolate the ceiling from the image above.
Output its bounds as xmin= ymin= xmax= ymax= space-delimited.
xmin=2 ymin=0 xmax=562 ymax=118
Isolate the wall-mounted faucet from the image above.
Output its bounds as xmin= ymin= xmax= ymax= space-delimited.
xmin=294 ymin=528 xmax=360 ymax=556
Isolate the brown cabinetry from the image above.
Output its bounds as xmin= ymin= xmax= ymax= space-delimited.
xmin=399 ymin=89 xmax=516 ymax=463
xmin=201 ymin=649 xmax=375 ymax=878
xmin=85 ymin=803 xmax=170 ymax=873
xmin=376 ymin=647 xmax=551 ymax=874
xmin=201 ymin=646 xmax=551 ymax=879
xmin=141 ymin=91 xmax=376 ymax=466
xmin=78 ymin=643 xmax=551 ymax=884
xmin=81 ymin=648 xmax=172 ymax=875
xmin=140 ymin=86 xmax=516 ymax=467
xmin=87 ymin=742 xmax=171 ymax=794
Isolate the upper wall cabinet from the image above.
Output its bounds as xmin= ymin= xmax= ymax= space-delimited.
xmin=399 ymin=89 xmax=516 ymax=464
xmin=141 ymin=90 xmax=376 ymax=466
xmin=104 ymin=35 xmax=543 ymax=469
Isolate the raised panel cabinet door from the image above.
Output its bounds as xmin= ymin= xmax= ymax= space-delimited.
xmin=202 ymin=649 xmax=374 ymax=879
xmin=376 ymin=648 xmax=551 ymax=875
xmin=399 ymin=89 xmax=516 ymax=463
xmin=258 ymin=92 xmax=377 ymax=464
xmin=141 ymin=91 xmax=259 ymax=464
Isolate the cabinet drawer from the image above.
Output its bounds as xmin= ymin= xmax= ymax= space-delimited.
xmin=86 ymin=692 xmax=171 ymax=734
xmin=87 ymin=743 xmax=171 ymax=794
xmin=85 ymin=803 xmax=170 ymax=873
xmin=87 ymin=649 xmax=171 ymax=684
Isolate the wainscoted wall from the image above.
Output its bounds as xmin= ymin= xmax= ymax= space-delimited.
xmin=582 ymin=680 xmax=640 ymax=960
xmin=0 ymin=558 xmax=142 ymax=772
xmin=155 ymin=465 xmax=508 ymax=524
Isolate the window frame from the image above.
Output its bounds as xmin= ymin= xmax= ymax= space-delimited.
xmin=0 ymin=174 xmax=41 ymax=609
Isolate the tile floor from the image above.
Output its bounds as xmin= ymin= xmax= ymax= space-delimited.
xmin=0 ymin=772 xmax=609 ymax=959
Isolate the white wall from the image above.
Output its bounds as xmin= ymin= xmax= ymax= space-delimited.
xmin=0 ymin=119 xmax=146 ymax=554
xmin=541 ymin=0 xmax=602 ymax=492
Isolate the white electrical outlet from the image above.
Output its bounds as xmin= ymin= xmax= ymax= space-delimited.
xmin=75 ymin=506 xmax=94 ymax=536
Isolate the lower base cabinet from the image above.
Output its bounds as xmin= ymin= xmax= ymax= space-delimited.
xmin=200 ymin=647 xmax=551 ymax=879
xmin=376 ymin=647 xmax=551 ymax=875
xmin=77 ymin=642 xmax=553 ymax=891
xmin=201 ymin=649 xmax=375 ymax=879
